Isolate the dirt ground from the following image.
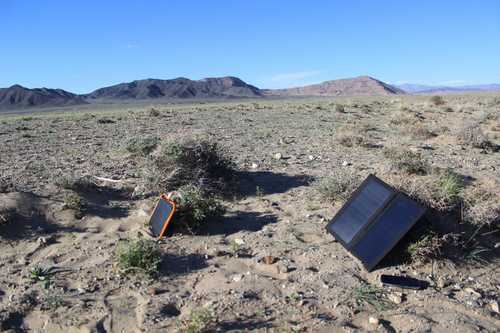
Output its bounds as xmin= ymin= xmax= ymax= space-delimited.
xmin=0 ymin=94 xmax=499 ymax=332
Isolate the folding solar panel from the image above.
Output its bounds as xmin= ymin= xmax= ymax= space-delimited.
xmin=326 ymin=175 xmax=426 ymax=271
xmin=149 ymin=195 xmax=176 ymax=239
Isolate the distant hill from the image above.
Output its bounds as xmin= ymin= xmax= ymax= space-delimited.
xmin=0 ymin=85 xmax=87 ymax=110
xmin=84 ymin=76 xmax=262 ymax=100
xmin=266 ymin=76 xmax=405 ymax=97
xmin=396 ymin=83 xmax=500 ymax=94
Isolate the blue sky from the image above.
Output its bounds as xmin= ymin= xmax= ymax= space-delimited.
xmin=2 ymin=0 xmax=499 ymax=93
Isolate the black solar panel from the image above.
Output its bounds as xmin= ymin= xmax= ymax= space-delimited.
xmin=150 ymin=196 xmax=175 ymax=238
xmin=327 ymin=176 xmax=396 ymax=246
xmin=350 ymin=193 xmax=426 ymax=270
xmin=326 ymin=175 xmax=426 ymax=271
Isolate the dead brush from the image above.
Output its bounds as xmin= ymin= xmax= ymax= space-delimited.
xmin=456 ymin=123 xmax=496 ymax=150
xmin=407 ymin=123 xmax=436 ymax=140
xmin=384 ymin=148 xmax=429 ymax=175
xmin=144 ymin=139 xmax=237 ymax=196
xmin=315 ymin=169 xmax=361 ymax=204
xmin=334 ymin=125 xmax=370 ymax=147
xmin=462 ymin=187 xmax=500 ymax=227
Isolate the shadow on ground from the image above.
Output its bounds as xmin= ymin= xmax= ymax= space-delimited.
xmin=216 ymin=315 xmax=274 ymax=331
xmin=199 ymin=211 xmax=278 ymax=236
xmin=73 ymin=183 xmax=132 ymax=219
xmin=377 ymin=211 xmax=500 ymax=270
xmin=237 ymin=171 xmax=314 ymax=197
xmin=160 ymin=252 xmax=208 ymax=275
xmin=0 ymin=192 xmax=82 ymax=241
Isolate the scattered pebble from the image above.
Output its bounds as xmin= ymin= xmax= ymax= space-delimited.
xmin=368 ymin=316 xmax=379 ymax=325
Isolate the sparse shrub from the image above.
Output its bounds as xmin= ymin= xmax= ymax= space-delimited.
xmin=116 ymin=238 xmax=162 ymax=275
xmin=54 ymin=174 xmax=94 ymax=191
xmin=351 ymin=283 xmax=393 ymax=312
xmin=315 ymin=169 xmax=360 ymax=204
xmin=171 ymin=185 xmax=225 ymax=232
xmin=462 ymin=188 xmax=500 ymax=227
xmin=387 ymin=169 xmax=464 ymax=212
xmin=97 ymin=117 xmax=115 ymax=124
xmin=145 ymin=139 xmax=237 ymax=195
xmin=63 ymin=193 xmax=85 ymax=219
xmin=456 ymin=123 xmax=496 ymax=150
xmin=408 ymin=124 xmax=436 ymax=140
xmin=405 ymin=229 xmax=457 ymax=264
xmin=335 ymin=125 xmax=368 ymax=147
xmin=430 ymin=95 xmax=445 ymax=106
xmin=181 ymin=307 xmax=214 ymax=333
xmin=335 ymin=104 xmax=345 ymax=113
xmin=42 ymin=294 xmax=65 ymax=310
xmin=384 ymin=148 xmax=429 ymax=175
xmin=0 ymin=208 xmax=15 ymax=226
xmin=125 ymin=136 xmax=159 ymax=156
xmin=0 ymin=177 xmax=14 ymax=193
xmin=390 ymin=110 xmax=419 ymax=125
xmin=149 ymin=108 xmax=161 ymax=117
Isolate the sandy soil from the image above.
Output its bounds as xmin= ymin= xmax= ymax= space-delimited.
xmin=0 ymin=95 xmax=499 ymax=332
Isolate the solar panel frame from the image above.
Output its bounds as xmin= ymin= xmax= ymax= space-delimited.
xmin=326 ymin=175 xmax=398 ymax=248
xmin=149 ymin=194 xmax=176 ymax=239
xmin=350 ymin=192 xmax=427 ymax=270
xmin=326 ymin=174 xmax=427 ymax=271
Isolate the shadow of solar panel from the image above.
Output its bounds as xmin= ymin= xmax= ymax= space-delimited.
xmin=351 ymin=193 xmax=426 ymax=270
xmin=150 ymin=196 xmax=175 ymax=238
xmin=326 ymin=175 xmax=396 ymax=246
xmin=326 ymin=174 xmax=426 ymax=271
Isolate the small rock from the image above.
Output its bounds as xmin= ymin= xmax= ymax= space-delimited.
xmin=342 ymin=160 xmax=351 ymax=167
xmin=274 ymin=153 xmax=282 ymax=160
xmin=232 ymin=274 xmax=244 ymax=282
xmin=490 ymin=300 xmax=499 ymax=314
xmin=251 ymin=163 xmax=259 ymax=169
xmin=233 ymin=238 xmax=245 ymax=246
xmin=308 ymin=155 xmax=315 ymax=161
xmin=277 ymin=263 xmax=290 ymax=273
xmin=465 ymin=287 xmax=481 ymax=299
xmin=368 ymin=316 xmax=379 ymax=325
xmin=388 ymin=293 xmax=403 ymax=304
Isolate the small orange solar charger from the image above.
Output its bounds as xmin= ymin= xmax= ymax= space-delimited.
xmin=149 ymin=194 xmax=176 ymax=239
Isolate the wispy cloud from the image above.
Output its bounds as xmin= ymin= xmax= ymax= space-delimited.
xmin=260 ymin=70 xmax=323 ymax=89
xmin=126 ymin=42 xmax=139 ymax=49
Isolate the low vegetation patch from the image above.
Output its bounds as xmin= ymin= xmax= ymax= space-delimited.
xmin=430 ymin=95 xmax=445 ymax=106
xmin=63 ymin=192 xmax=85 ymax=219
xmin=144 ymin=138 xmax=237 ymax=195
xmin=116 ymin=238 xmax=162 ymax=275
xmin=315 ymin=169 xmax=360 ymax=204
xmin=334 ymin=125 xmax=370 ymax=147
xmin=350 ymin=283 xmax=393 ymax=312
xmin=456 ymin=123 xmax=496 ymax=150
xmin=124 ymin=136 xmax=159 ymax=156
xmin=171 ymin=185 xmax=225 ymax=233
xmin=384 ymin=148 xmax=429 ymax=175
xmin=462 ymin=187 xmax=500 ymax=227
xmin=181 ymin=307 xmax=215 ymax=333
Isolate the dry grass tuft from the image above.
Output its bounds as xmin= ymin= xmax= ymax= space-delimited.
xmin=384 ymin=148 xmax=429 ymax=175
xmin=315 ymin=169 xmax=361 ymax=204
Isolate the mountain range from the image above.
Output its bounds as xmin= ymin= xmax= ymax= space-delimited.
xmin=1 ymin=76 xmax=499 ymax=110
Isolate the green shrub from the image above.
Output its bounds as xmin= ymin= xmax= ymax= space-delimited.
xmin=116 ymin=239 xmax=162 ymax=275
xmin=63 ymin=193 xmax=85 ymax=218
xmin=172 ymin=185 xmax=225 ymax=232
xmin=125 ymin=137 xmax=159 ymax=156
xmin=181 ymin=308 xmax=214 ymax=333
xmin=146 ymin=139 xmax=237 ymax=195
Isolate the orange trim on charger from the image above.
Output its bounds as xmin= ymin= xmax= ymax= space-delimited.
xmin=155 ymin=194 xmax=176 ymax=239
